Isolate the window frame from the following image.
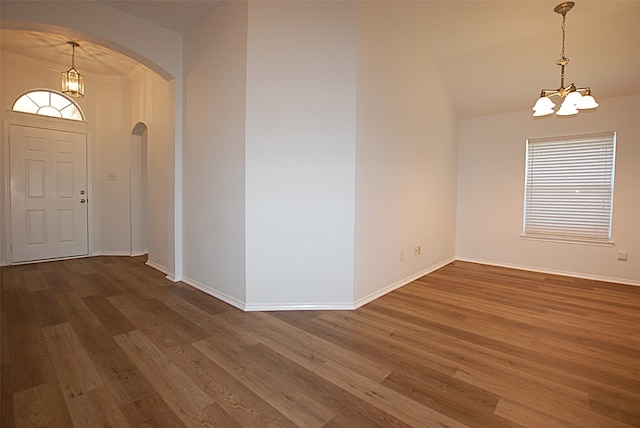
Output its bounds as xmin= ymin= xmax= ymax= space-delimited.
xmin=521 ymin=131 xmax=616 ymax=246
xmin=12 ymin=89 xmax=85 ymax=121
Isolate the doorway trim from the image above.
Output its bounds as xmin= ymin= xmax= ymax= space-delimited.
xmin=3 ymin=110 xmax=92 ymax=265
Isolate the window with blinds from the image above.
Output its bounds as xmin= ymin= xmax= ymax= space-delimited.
xmin=522 ymin=132 xmax=616 ymax=244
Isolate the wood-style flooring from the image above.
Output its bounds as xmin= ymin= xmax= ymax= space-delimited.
xmin=1 ymin=256 xmax=639 ymax=427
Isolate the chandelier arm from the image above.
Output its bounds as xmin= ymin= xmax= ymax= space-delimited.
xmin=541 ymin=90 xmax=561 ymax=97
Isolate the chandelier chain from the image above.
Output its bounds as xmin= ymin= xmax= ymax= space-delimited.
xmin=67 ymin=41 xmax=79 ymax=69
xmin=561 ymin=13 xmax=567 ymax=60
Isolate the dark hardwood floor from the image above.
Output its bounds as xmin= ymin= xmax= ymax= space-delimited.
xmin=1 ymin=256 xmax=639 ymax=427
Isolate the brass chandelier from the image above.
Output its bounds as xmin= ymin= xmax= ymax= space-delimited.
xmin=61 ymin=41 xmax=85 ymax=97
xmin=532 ymin=2 xmax=598 ymax=117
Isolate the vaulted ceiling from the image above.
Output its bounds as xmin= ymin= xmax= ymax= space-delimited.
xmin=2 ymin=1 xmax=639 ymax=119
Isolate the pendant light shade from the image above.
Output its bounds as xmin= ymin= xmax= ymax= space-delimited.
xmin=575 ymin=89 xmax=599 ymax=109
xmin=532 ymin=96 xmax=556 ymax=117
xmin=564 ymin=90 xmax=583 ymax=106
xmin=556 ymin=100 xmax=579 ymax=116
xmin=62 ymin=41 xmax=85 ymax=97
xmin=533 ymin=96 xmax=555 ymax=111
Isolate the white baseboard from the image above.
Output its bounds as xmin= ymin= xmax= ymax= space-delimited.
xmin=181 ymin=275 xmax=356 ymax=311
xmin=98 ymin=251 xmax=131 ymax=257
xmin=181 ymin=276 xmax=246 ymax=311
xmin=243 ymin=302 xmax=356 ymax=312
xmin=144 ymin=259 xmax=178 ymax=282
xmin=95 ymin=251 xmax=147 ymax=258
xmin=455 ymin=257 xmax=640 ymax=287
xmin=353 ymin=256 xmax=456 ymax=309
xmin=145 ymin=259 xmax=168 ymax=275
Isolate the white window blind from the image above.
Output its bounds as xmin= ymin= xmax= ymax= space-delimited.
xmin=523 ymin=132 xmax=616 ymax=244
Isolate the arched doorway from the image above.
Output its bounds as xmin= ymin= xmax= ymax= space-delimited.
xmin=130 ymin=122 xmax=148 ymax=256
xmin=1 ymin=19 xmax=179 ymax=278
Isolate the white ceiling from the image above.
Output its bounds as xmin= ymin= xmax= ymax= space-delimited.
xmin=100 ymin=0 xmax=223 ymax=34
xmin=2 ymin=1 xmax=639 ymax=119
xmin=0 ymin=29 xmax=141 ymax=75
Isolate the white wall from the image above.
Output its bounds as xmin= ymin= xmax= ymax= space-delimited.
xmin=182 ymin=1 xmax=248 ymax=306
xmin=93 ymin=78 xmax=132 ymax=254
xmin=353 ymin=2 xmax=460 ymax=304
xmin=244 ymin=1 xmax=357 ymax=309
xmin=457 ymin=94 xmax=640 ymax=285
xmin=181 ymin=1 xmax=459 ymax=310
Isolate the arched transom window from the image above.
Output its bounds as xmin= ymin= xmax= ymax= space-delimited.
xmin=12 ymin=90 xmax=84 ymax=121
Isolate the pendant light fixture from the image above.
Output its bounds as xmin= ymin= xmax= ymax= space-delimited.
xmin=61 ymin=41 xmax=85 ymax=97
xmin=532 ymin=2 xmax=598 ymax=117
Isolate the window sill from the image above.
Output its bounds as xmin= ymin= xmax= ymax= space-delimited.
xmin=519 ymin=235 xmax=615 ymax=247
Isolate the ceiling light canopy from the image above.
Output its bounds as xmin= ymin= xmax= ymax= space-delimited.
xmin=532 ymin=2 xmax=598 ymax=117
xmin=61 ymin=41 xmax=85 ymax=97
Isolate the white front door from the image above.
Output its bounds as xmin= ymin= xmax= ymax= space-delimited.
xmin=10 ymin=125 xmax=88 ymax=263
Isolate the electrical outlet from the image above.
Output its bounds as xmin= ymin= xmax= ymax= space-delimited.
xmin=415 ymin=245 xmax=421 ymax=256
xmin=617 ymin=250 xmax=627 ymax=261
xmin=400 ymin=251 xmax=404 ymax=261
